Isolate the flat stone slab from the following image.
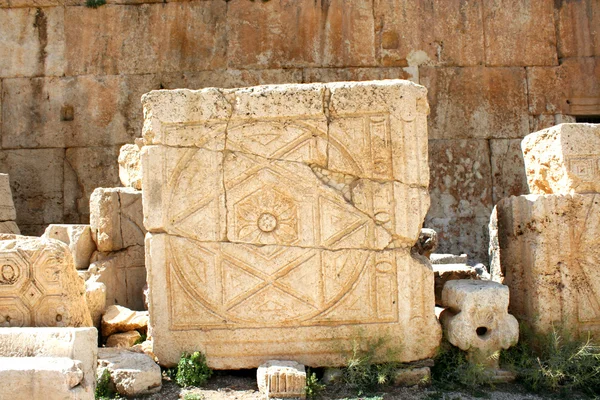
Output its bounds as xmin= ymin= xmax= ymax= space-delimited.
xmin=142 ymin=81 xmax=441 ymax=368
xmin=98 ymin=348 xmax=162 ymax=396
xmin=522 ymin=123 xmax=600 ymax=194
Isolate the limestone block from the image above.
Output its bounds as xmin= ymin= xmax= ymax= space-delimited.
xmin=43 ymin=224 xmax=96 ymax=270
xmin=64 ymin=2 xmax=227 ymax=76
xmin=106 ymin=331 xmax=141 ymax=348
xmin=90 ymin=187 xmax=145 ymax=252
xmin=118 ymin=143 xmax=142 ymax=190
xmin=143 ymin=81 xmax=440 ymax=368
xmin=89 ymin=245 xmax=146 ymax=311
xmin=440 ymin=280 xmax=519 ymax=367
xmin=0 ymin=236 xmax=92 ymax=327
xmin=490 ymin=139 xmax=529 ymax=204
xmin=0 ymin=221 xmax=20 ymax=234
xmin=98 ymin=348 xmax=162 ymax=396
xmin=527 ymin=58 xmax=600 ymax=116
xmin=430 ymin=254 xmax=468 ymax=265
xmin=0 ymin=173 xmax=16 ymax=221
xmin=391 ymin=366 xmax=430 ymax=387
xmin=227 ymin=0 xmax=375 ymax=69
xmin=420 ymin=67 xmax=529 ymax=140
xmin=0 ymin=148 xmax=64 ymax=228
xmin=414 ymin=228 xmax=438 ymax=258
xmin=0 ymin=357 xmax=90 ymax=400
xmin=0 ymin=8 xmax=64 ymax=78
xmin=556 ymin=0 xmax=600 ymax=58
xmin=130 ymin=339 xmax=157 ymax=362
xmin=303 ymin=67 xmax=418 ymax=84
xmin=433 ymin=264 xmax=479 ymax=306
xmin=85 ymin=280 xmax=106 ymax=329
xmin=483 ymin=0 xmax=557 ymax=66
xmin=0 ymin=327 xmax=98 ymax=396
xmin=257 ymin=360 xmax=306 ymax=399
xmin=425 ymin=216 xmax=491 ymax=265
xmin=494 ymin=194 xmax=600 ymax=337
xmin=375 ymin=0 xmax=484 ymax=67
xmin=522 ymin=124 xmax=600 ymax=195
xmin=102 ymin=305 xmax=148 ymax=337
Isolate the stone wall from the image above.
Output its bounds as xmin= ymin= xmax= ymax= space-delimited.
xmin=1 ymin=0 xmax=598 ymax=261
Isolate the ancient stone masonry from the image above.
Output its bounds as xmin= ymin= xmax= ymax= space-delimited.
xmin=492 ymin=123 xmax=600 ymax=337
xmin=142 ymin=80 xmax=441 ymax=368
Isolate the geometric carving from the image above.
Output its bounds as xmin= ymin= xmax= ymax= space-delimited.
xmin=0 ymin=236 xmax=92 ymax=328
xmin=142 ymin=81 xmax=440 ymax=368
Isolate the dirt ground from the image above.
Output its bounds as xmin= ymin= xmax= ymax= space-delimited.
xmin=135 ymin=370 xmax=569 ymax=400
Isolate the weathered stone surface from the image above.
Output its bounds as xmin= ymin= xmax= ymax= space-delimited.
xmin=0 ymin=327 xmax=98 ymax=397
xmin=90 ymin=187 xmax=145 ymax=252
xmin=420 ymin=67 xmax=529 ymax=139
xmin=425 ymin=216 xmax=490 ymax=265
xmin=414 ymin=228 xmax=438 ymax=259
xmin=375 ymin=0 xmax=484 ymax=67
xmin=430 ymin=253 xmax=467 ymax=265
xmin=0 ymin=148 xmax=64 ymax=230
xmin=303 ymin=67 xmax=418 ymax=84
xmin=227 ymin=0 xmax=375 ymax=69
xmin=494 ymin=194 xmax=600 ymax=337
xmin=1 ymin=76 xmax=151 ymax=149
xmin=89 ymin=245 xmax=146 ymax=311
xmin=102 ymin=305 xmax=148 ymax=338
xmin=143 ymin=81 xmax=440 ymax=368
xmin=527 ymin=58 xmax=600 ymax=116
xmin=106 ymin=330 xmax=141 ymax=348
xmin=391 ymin=366 xmax=430 ymax=387
xmin=130 ymin=339 xmax=156 ymax=362
xmin=0 ymin=236 xmax=92 ymax=327
xmin=0 ymin=173 xmax=16 ymax=221
xmin=483 ymin=0 xmax=557 ymax=66
xmin=555 ymin=0 xmax=600 ymax=58
xmin=98 ymin=348 xmax=162 ymax=396
xmin=490 ymin=139 xmax=529 ymax=203
xmin=522 ymin=124 xmax=600 ymax=195
xmin=488 ymin=206 xmax=501 ymax=282
xmin=0 ymin=221 xmax=20 ymax=234
xmin=257 ymin=360 xmax=306 ymax=399
xmin=440 ymin=280 xmax=519 ymax=367
xmin=0 ymin=357 xmax=90 ymax=400
xmin=85 ymin=280 xmax=106 ymax=330
xmin=64 ymin=2 xmax=227 ymax=76
xmin=433 ymin=264 xmax=479 ymax=306
xmin=118 ymin=143 xmax=142 ymax=190
xmin=0 ymin=7 xmax=64 ymax=78
xmin=43 ymin=224 xmax=96 ymax=270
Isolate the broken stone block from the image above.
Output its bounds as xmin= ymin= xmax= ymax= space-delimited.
xmin=0 ymin=221 xmax=20 ymax=234
xmin=142 ymin=81 xmax=440 ymax=368
xmin=257 ymin=360 xmax=306 ymax=399
xmin=433 ymin=264 xmax=479 ymax=306
xmin=414 ymin=228 xmax=437 ymax=258
xmin=102 ymin=305 xmax=148 ymax=338
xmin=131 ymin=339 xmax=157 ymax=362
xmin=494 ymin=193 xmax=600 ymax=337
xmin=98 ymin=348 xmax=162 ymax=396
xmin=440 ymin=280 xmax=519 ymax=368
xmin=43 ymin=224 xmax=96 ymax=270
xmin=90 ymin=187 xmax=145 ymax=252
xmin=118 ymin=143 xmax=142 ymax=190
xmin=391 ymin=366 xmax=430 ymax=387
xmin=0 ymin=236 xmax=92 ymax=327
xmin=0 ymin=357 xmax=90 ymax=400
xmin=88 ymin=245 xmax=146 ymax=311
xmin=85 ymin=280 xmax=106 ymax=330
xmin=430 ymin=253 xmax=468 ymax=264
xmin=0 ymin=327 xmax=98 ymax=397
xmin=522 ymin=123 xmax=600 ymax=194
xmin=0 ymin=173 xmax=17 ymax=222
xmin=106 ymin=331 xmax=141 ymax=348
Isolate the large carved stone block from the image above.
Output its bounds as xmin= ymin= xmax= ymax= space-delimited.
xmin=522 ymin=123 xmax=600 ymax=195
xmin=493 ymin=194 xmax=600 ymax=337
xmin=142 ymin=81 xmax=440 ymax=368
xmin=0 ymin=236 xmax=92 ymax=328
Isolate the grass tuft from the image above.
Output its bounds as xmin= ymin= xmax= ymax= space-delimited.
xmin=175 ymin=351 xmax=213 ymax=388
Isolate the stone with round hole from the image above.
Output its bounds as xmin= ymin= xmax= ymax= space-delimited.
xmin=440 ymin=280 xmax=519 ymax=368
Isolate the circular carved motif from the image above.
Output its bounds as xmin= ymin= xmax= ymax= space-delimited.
xmin=0 ymin=264 xmax=18 ymax=284
xmin=257 ymin=213 xmax=278 ymax=233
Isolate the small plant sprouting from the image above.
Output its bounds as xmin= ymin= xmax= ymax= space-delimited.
xmin=175 ymin=351 xmax=213 ymax=388
xmin=95 ymin=369 xmax=124 ymax=400
xmin=304 ymin=369 xmax=325 ymax=399
xmin=182 ymin=393 xmax=204 ymax=400
xmin=85 ymin=0 xmax=106 ymax=8
xmin=133 ymin=332 xmax=147 ymax=345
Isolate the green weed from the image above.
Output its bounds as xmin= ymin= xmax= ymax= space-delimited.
xmin=85 ymin=0 xmax=106 ymax=8
xmin=95 ymin=369 xmax=124 ymax=399
xmin=501 ymin=325 xmax=600 ymax=396
xmin=305 ymin=369 xmax=326 ymax=399
xmin=430 ymin=340 xmax=494 ymax=390
xmin=182 ymin=393 xmax=204 ymax=400
xmin=175 ymin=351 xmax=213 ymax=388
